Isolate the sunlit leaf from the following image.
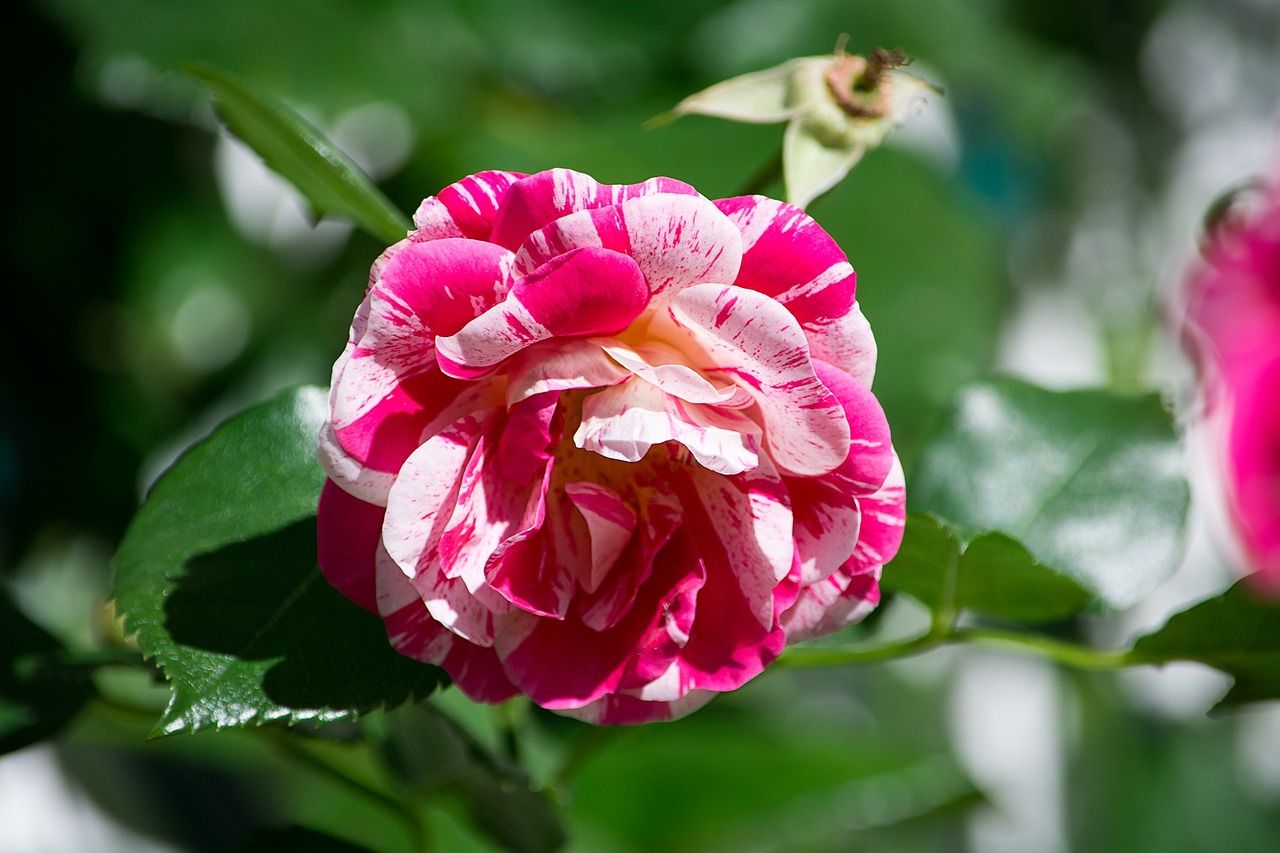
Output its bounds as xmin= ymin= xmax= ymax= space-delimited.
xmin=1131 ymin=581 xmax=1280 ymax=710
xmin=909 ymin=379 xmax=1189 ymax=609
xmin=184 ymin=62 xmax=410 ymax=244
xmin=884 ymin=514 xmax=1093 ymax=623
xmin=112 ymin=386 xmax=446 ymax=736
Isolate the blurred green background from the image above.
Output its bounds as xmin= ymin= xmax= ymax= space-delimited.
xmin=3 ymin=0 xmax=1280 ymax=850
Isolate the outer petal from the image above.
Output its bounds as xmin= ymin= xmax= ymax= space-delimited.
xmin=435 ymin=247 xmax=648 ymax=379
xmin=515 ymin=194 xmax=744 ymax=299
xmin=316 ymin=479 xmax=383 ymax=614
xmin=849 ymin=454 xmax=907 ymax=576
xmin=326 ymin=368 xmax=498 ymax=505
xmin=715 ymin=194 xmax=876 ymax=383
xmin=375 ymin=238 xmax=515 ymax=337
xmin=812 ymin=359 xmax=895 ymax=493
xmin=381 ymin=413 xmax=506 ymax=645
xmin=376 ymin=544 xmax=518 ymax=703
xmin=489 ymin=168 xmax=700 ymax=251
xmin=492 ymin=539 xmax=704 ymax=710
xmin=411 ymin=170 xmax=527 ymax=242
xmin=661 ymin=282 xmax=850 ymax=476
xmin=781 ymin=456 xmax=904 ymax=642
xmin=560 ymin=689 xmax=717 ymax=726
xmin=687 ymin=457 xmax=793 ymax=628
xmin=1226 ymin=356 xmax=1280 ymax=592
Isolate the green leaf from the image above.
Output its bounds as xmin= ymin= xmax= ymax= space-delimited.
xmin=112 ymin=386 xmax=446 ymax=736
xmin=0 ymin=591 xmax=96 ymax=754
xmin=909 ymin=379 xmax=1189 ymax=609
xmin=884 ymin=515 xmax=1093 ymax=623
xmin=183 ymin=62 xmax=410 ymax=244
xmin=1131 ymin=581 xmax=1280 ymax=709
xmin=383 ymin=704 xmax=566 ymax=853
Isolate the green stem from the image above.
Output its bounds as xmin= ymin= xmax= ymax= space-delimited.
xmin=778 ymin=626 xmax=1137 ymax=671
xmin=269 ymin=734 xmax=430 ymax=853
xmin=778 ymin=631 xmax=942 ymax=667
xmin=954 ymin=627 xmax=1137 ymax=670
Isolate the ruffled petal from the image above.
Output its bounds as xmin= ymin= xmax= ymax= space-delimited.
xmin=489 ymin=168 xmax=700 ymax=251
xmin=601 ymin=341 xmax=751 ymax=406
xmin=505 ymin=339 xmax=631 ymax=404
xmin=661 ymin=283 xmax=850 ymax=476
xmin=716 ymin=194 xmax=877 ymax=382
xmin=574 ymin=379 xmax=762 ymax=476
xmin=782 ymin=457 xmax=902 ymax=641
xmin=377 ymin=237 xmax=515 ymax=337
xmin=493 ymin=516 xmax=703 ymax=710
xmin=564 ymin=481 xmax=638 ymax=594
xmin=516 ymin=194 xmax=744 ymax=299
xmin=812 ymin=360 xmax=895 ymax=493
xmin=686 ymin=458 xmax=793 ymax=627
xmin=376 ymin=549 xmax=518 ymax=702
xmin=381 ymin=413 xmax=507 ymax=645
xmin=435 ymin=247 xmax=648 ymax=379
xmin=848 ymin=454 xmax=907 ymax=575
xmin=328 ymin=367 xmax=498 ymax=503
xmin=411 ymin=170 xmax=527 ymax=242
xmin=577 ymin=485 xmax=683 ymax=631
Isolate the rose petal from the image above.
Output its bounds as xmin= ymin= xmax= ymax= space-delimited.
xmin=505 ymin=339 xmax=631 ymax=404
xmin=328 ymin=368 xmax=495 ymax=501
xmin=577 ymin=485 xmax=683 ymax=631
xmin=686 ymin=457 xmax=793 ymax=627
xmin=435 ymin=246 xmax=648 ymax=379
xmin=377 ymin=237 xmax=515 ymax=337
xmin=560 ymin=689 xmax=717 ymax=726
xmin=812 ymin=359 xmax=895 ymax=492
xmin=316 ymin=479 xmax=383 ymax=613
xmin=489 ymin=168 xmax=700 ymax=251
xmin=377 ymin=550 xmax=518 ymax=703
xmin=381 ymin=413 xmax=510 ymax=645
xmin=574 ymin=379 xmax=762 ymax=476
xmin=601 ymin=341 xmax=751 ymax=406
xmin=716 ymin=194 xmax=877 ymax=383
xmin=564 ymin=481 xmax=639 ymax=594
xmin=412 ymin=170 xmax=528 ymax=242
xmin=493 ymin=520 xmax=704 ymax=709
xmin=515 ymin=193 xmax=744 ymax=299
xmin=661 ymin=282 xmax=851 ymax=476
xmin=848 ymin=453 xmax=907 ymax=575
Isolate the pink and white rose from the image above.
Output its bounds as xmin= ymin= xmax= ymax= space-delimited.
xmin=1184 ymin=164 xmax=1280 ymax=596
xmin=317 ymin=168 xmax=904 ymax=724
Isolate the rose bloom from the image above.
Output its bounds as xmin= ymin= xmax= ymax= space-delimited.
xmin=1184 ymin=167 xmax=1280 ymax=597
xmin=317 ymin=168 xmax=905 ymax=724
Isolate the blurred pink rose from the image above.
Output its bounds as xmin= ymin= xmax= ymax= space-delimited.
xmin=317 ymin=168 xmax=904 ymax=724
xmin=1184 ymin=167 xmax=1280 ymax=596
